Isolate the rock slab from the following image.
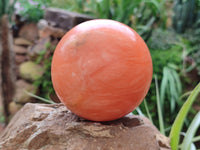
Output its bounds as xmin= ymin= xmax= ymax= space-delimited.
xmin=0 ymin=103 xmax=171 ymax=150
xmin=18 ymin=23 xmax=38 ymax=42
xmin=44 ymin=8 xmax=93 ymax=30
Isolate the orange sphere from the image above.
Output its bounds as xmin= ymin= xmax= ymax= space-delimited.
xmin=51 ymin=19 xmax=152 ymax=121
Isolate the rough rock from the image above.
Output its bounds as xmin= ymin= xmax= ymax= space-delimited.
xmin=38 ymin=24 xmax=66 ymax=39
xmin=0 ymin=123 xmax=5 ymax=135
xmin=14 ymin=45 xmax=28 ymax=65
xmin=37 ymin=19 xmax=66 ymax=39
xmin=18 ymin=23 xmax=38 ymax=42
xmin=28 ymin=37 xmax=50 ymax=60
xmin=15 ymin=54 xmax=28 ymax=65
xmin=14 ymin=37 xmax=33 ymax=46
xmin=13 ymin=45 xmax=27 ymax=54
xmin=44 ymin=8 xmax=93 ymax=30
xmin=19 ymin=61 xmax=44 ymax=82
xmin=13 ymin=80 xmax=36 ymax=104
xmin=0 ymin=103 xmax=171 ymax=150
xmin=13 ymin=46 xmax=27 ymax=68
xmin=37 ymin=19 xmax=48 ymax=29
xmin=8 ymin=101 xmax=23 ymax=115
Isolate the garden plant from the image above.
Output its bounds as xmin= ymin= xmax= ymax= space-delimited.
xmin=0 ymin=0 xmax=200 ymax=149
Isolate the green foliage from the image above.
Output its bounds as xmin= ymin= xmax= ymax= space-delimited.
xmin=155 ymin=75 xmax=165 ymax=135
xmin=136 ymin=82 xmax=200 ymax=149
xmin=147 ymin=29 xmax=178 ymax=50
xmin=183 ymin=28 xmax=200 ymax=76
xmin=49 ymin=0 xmax=86 ymax=13
xmin=173 ymin=0 xmax=196 ymax=33
xmin=19 ymin=0 xmax=166 ymax=39
xmin=160 ymin=66 xmax=182 ymax=115
xmin=147 ymin=46 xmax=183 ymax=96
xmin=172 ymin=0 xmax=200 ymax=33
xmin=33 ymin=42 xmax=55 ymax=99
xmin=0 ymin=112 xmax=5 ymax=123
xmin=17 ymin=0 xmax=50 ymax=22
xmin=172 ymin=0 xmax=200 ymax=76
xmin=0 ymin=0 xmax=16 ymax=20
xmin=148 ymin=71 xmax=182 ymax=135
xmin=150 ymin=45 xmax=183 ymax=79
xmin=143 ymin=99 xmax=153 ymax=123
xmin=139 ymin=44 xmax=184 ymax=129
xmin=181 ymin=112 xmax=200 ymax=150
xmin=170 ymin=83 xmax=200 ymax=150
xmin=49 ymin=0 xmax=167 ymax=41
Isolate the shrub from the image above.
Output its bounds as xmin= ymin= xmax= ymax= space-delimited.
xmin=16 ymin=0 xmax=50 ymax=22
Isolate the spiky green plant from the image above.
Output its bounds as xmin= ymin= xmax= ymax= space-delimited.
xmin=136 ymin=81 xmax=200 ymax=149
xmin=0 ymin=0 xmax=16 ymax=21
xmin=170 ymin=82 xmax=200 ymax=150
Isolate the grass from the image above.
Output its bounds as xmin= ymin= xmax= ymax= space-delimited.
xmin=135 ymin=81 xmax=200 ymax=149
xmin=155 ymin=75 xmax=165 ymax=135
xmin=24 ymin=91 xmax=55 ymax=104
xmin=169 ymin=82 xmax=200 ymax=150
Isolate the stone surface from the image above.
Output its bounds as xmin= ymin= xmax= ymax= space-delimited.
xmin=44 ymin=8 xmax=93 ymax=30
xmin=37 ymin=19 xmax=48 ymax=30
xmin=0 ymin=103 xmax=171 ymax=150
xmin=15 ymin=54 xmax=28 ymax=65
xmin=0 ymin=124 xmax=5 ymax=135
xmin=14 ymin=37 xmax=33 ymax=46
xmin=38 ymin=24 xmax=66 ymax=39
xmin=14 ymin=45 xmax=28 ymax=65
xmin=19 ymin=61 xmax=44 ymax=82
xmin=19 ymin=23 xmax=39 ymax=42
xmin=13 ymin=80 xmax=36 ymax=104
xmin=28 ymin=37 xmax=50 ymax=60
xmin=13 ymin=42 xmax=28 ymax=66
xmin=13 ymin=45 xmax=27 ymax=54
xmin=8 ymin=101 xmax=23 ymax=115
xmin=38 ymin=19 xmax=66 ymax=39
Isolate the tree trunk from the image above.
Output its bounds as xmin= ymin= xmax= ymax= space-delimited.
xmin=0 ymin=15 xmax=16 ymax=123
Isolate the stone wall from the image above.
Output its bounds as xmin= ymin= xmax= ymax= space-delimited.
xmin=0 ymin=8 xmax=93 ymax=120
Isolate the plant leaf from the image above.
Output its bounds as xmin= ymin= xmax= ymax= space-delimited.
xmin=144 ymin=99 xmax=153 ymax=123
xmin=160 ymin=67 xmax=169 ymax=111
xmin=192 ymin=135 xmax=200 ymax=142
xmin=155 ymin=75 xmax=165 ymax=135
xmin=182 ymin=111 xmax=200 ymax=150
xmin=135 ymin=107 xmax=145 ymax=117
xmin=169 ymin=83 xmax=200 ymax=150
xmin=24 ymin=90 xmax=56 ymax=104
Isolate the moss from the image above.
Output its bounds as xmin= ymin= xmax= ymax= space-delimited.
xmin=19 ymin=61 xmax=44 ymax=82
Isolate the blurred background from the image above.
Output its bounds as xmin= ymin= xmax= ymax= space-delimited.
xmin=0 ymin=0 xmax=200 ymax=148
